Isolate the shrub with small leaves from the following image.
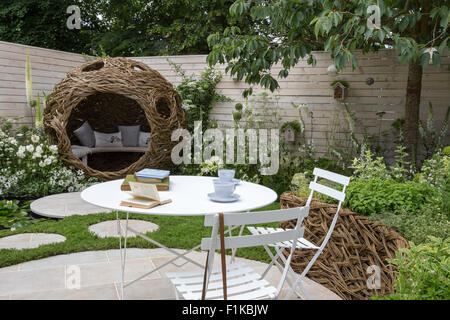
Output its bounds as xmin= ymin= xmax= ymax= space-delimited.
xmin=375 ymin=208 xmax=450 ymax=245
xmin=376 ymin=237 xmax=450 ymax=300
xmin=345 ymin=179 xmax=436 ymax=215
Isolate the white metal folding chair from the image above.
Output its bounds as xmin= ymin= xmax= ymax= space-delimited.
xmin=166 ymin=206 xmax=309 ymax=300
xmin=247 ymin=168 xmax=350 ymax=300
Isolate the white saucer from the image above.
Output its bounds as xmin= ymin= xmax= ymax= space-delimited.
xmin=207 ymin=192 xmax=240 ymax=203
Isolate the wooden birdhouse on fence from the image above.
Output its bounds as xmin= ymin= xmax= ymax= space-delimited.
xmin=332 ymin=81 xmax=348 ymax=100
xmin=284 ymin=125 xmax=295 ymax=142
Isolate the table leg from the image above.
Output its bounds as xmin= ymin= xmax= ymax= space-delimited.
xmin=117 ymin=211 xmax=129 ymax=300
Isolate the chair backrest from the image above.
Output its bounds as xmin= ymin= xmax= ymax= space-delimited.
xmin=306 ymin=168 xmax=350 ymax=250
xmin=201 ymin=206 xmax=309 ymax=299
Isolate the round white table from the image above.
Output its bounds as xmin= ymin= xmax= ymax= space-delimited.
xmin=80 ymin=175 xmax=277 ymax=299
xmin=81 ymin=175 xmax=278 ymax=215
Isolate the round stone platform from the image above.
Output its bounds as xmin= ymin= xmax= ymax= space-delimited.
xmin=30 ymin=192 xmax=111 ymax=218
xmin=0 ymin=233 xmax=66 ymax=250
xmin=89 ymin=220 xmax=159 ymax=238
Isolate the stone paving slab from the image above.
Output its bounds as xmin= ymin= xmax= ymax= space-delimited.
xmin=89 ymin=220 xmax=159 ymax=238
xmin=0 ymin=249 xmax=341 ymax=300
xmin=0 ymin=233 xmax=66 ymax=250
xmin=11 ymin=284 xmax=118 ymax=300
xmin=18 ymin=251 xmax=109 ymax=271
xmin=30 ymin=192 xmax=112 ymax=218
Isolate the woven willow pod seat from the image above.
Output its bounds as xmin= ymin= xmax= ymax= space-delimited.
xmin=43 ymin=57 xmax=186 ymax=181
xmin=279 ymin=192 xmax=409 ymax=300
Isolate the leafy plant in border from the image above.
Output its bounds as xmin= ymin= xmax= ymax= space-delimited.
xmin=376 ymin=237 xmax=450 ymax=300
xmin=0 ymin=200 xmax=37 ymax=230
xmin=344 ymin=179 xmax=436 ymax=216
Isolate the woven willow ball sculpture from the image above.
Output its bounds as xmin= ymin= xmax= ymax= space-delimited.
xmin=279 ymin=192 xmax=409 ymax=300
xmin=43 ymin=57 xmax=186 ymax=181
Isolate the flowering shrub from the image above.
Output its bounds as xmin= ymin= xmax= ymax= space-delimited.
xmin=0 ymin=118 xmax=98 ymax=198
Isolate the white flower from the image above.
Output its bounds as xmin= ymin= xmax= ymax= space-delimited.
xmin=31 ymin=135 xmax=40 ymax=143
xmin=209 ymin=156 xmax=221 ymax=163
xmin=8 ymin=137 xmax=17 ymax=145
xmin=35 ymin=145 xmax=43 ymax=153
xmin=49 ymin=145 xmax=58 ymax=152
xmin=26 ymin=144 xmax=34 ymax=152
xmin=17 ymin=150 xmax=25 ymax=159
xmin=39 ymin=161 xmax=45 ymax=167
xmin=32 ymin=151 xmax=42 ymax=159
xmin=44 ymin=158 xmax=52 ymax=166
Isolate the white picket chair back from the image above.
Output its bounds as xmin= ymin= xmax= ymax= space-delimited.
xmin=305 ymin=168 xmax=350 ymax=251
xmin=201 ymin=206 xmax=309 ymax=299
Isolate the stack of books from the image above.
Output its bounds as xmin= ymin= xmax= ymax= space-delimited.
xmin=121 ymin=169 xmax=170 ymax=191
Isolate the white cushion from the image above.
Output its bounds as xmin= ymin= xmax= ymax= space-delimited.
xmin=138 ymin=131 xmax=150 ymax=147
xmin=94 ymin=131 xmax=122 ymax=147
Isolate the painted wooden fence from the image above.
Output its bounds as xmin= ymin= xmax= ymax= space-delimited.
xmin=0 ymin=40 xmax=449 ymax=156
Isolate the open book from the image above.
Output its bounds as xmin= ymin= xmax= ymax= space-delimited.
xmin=120 ymin=182 xmax=172 ymax=209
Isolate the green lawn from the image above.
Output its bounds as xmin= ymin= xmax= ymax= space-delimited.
xmin=0 ymin=202 xmax=281 ymax=268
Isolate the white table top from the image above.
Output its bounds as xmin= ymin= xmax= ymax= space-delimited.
xmin=80 ymin=175 xmax=277 ymax=216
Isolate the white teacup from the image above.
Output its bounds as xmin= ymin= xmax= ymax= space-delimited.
xmin=218 ymin=169 xmax=235 ymax=182
xmin=213 ymin=180 xmax=235 ymax=198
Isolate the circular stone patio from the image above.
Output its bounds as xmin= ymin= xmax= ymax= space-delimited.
xmin=89 ymin=220 xmax=159 ymax=238
xmin=0 ymin=233 xmax=66 ymax=250
xmin=30 ymin=192 xmax=112 ymax=218
xmin=0 ymin=248 xmax=341 ymax=300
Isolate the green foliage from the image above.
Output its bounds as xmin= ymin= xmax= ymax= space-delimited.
xmin=25 ymin=54 xmax=48 ymax=130
xmin=378 ymin=237 xmax=450 ymax=300
xmin=390 ymin=145 xmax=412 ymax=182
xmin=281 ymin=121 xmax=301 ymax=133
xmin=415 ymin=152 xmax=450 ymax=190
xmin=0 ymin=0 xmax=99 ymax=54
xmin=376 ymin=208 xmax=450 ymax=245
xmin=0 ymin=0 xmax=253 ymax=57
xmin=345 ymin=179 xmax=436 ymax=216
xmin=350 ymin=149 xmax=391 ymax=181
xmin=418 ymin=103 xmax=450 ymax=159
xmin=169 ymin=60 xmax=229 ymax=132
xmin=290 ymin=173 xmax=310 ymax=198
xmin=442 ymin=146 xmax=450 ymax=155
xmin=91 ymin=0 xmax=253 ymax=56
xmin=0 ymin=200 xmax=34 ymax=230
xmin=208 ymin=0 xmax=449 ymax=93
xmin=290 ymin=171 xmax=339 ymax=204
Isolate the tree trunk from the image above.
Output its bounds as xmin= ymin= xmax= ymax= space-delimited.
xmin=404 ymin=60 xmax=423 ymax=166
